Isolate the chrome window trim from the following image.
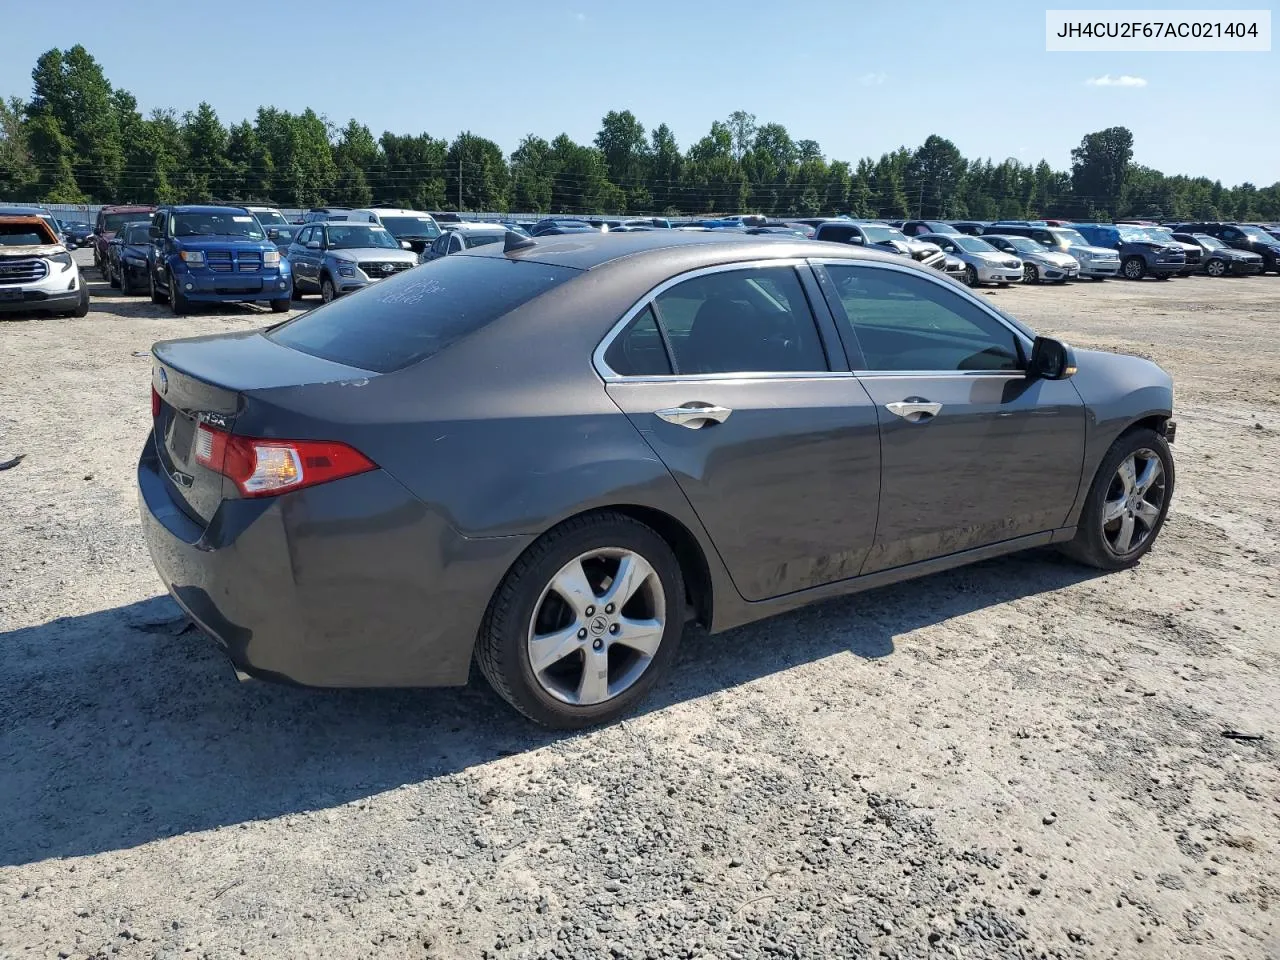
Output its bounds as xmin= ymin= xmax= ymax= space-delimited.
xmin=807 ymin=256 xmax=1035 ymax=375
xmin=592 ymin=258 xmax=826 ymax=382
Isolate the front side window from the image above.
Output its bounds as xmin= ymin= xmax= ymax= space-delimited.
xmin=823 ymin=264 xmax=1021 ymax=373
xmin=650 ymin=266 xmax=828 ymax=375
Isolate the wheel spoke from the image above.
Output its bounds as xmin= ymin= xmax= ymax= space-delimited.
xmin=1114 ymin=514 xmax=1136 ymax=553
xmin=1135 ymin=457 xmax=1162 ymax=495
xmin=1117 ymin=456 xmax=1137 ymax=494
xmin=1103 ymin=498 xmax=1128 ymax=523
xmin=601 ymin=553 xmax=654 ymax=610
xmin=576 ymin=648 xmax=611 ymax=705
xmin=550 ymin=559 xmax=598 ymax=619
xmin=529 ymin=625 xmax=586 ymax=674
xmin=1134 ymin=500 xmax=1161 ymax=528
xmin=612 ymin=617 xmax=664 ymax=659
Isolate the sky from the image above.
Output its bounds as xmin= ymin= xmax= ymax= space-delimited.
xmin=2 ymin=0 xmax=1277 ymax=186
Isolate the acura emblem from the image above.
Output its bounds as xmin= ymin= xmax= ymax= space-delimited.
xmin=157 ymin=368 xmax=168 ymax=394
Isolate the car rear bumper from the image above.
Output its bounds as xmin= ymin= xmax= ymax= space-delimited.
xmin=137 ymin=434 xmax=532 ymax=688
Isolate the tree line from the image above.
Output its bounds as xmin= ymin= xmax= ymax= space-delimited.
xmin=2 ymin=45 xmax=1278 ymax=223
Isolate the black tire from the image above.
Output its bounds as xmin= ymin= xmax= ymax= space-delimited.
xmin=119 ymin=266 xmax=132 ymax=295
xmin=270 ymin=298 xmax=290 ymax=313
xmin=320 ymin=274 xmax=336 ymax=303
xmin=150 ymin=268 xmax=166 ymax=304
xmin=1090 ymin=276 xmax=1107 ymax=282
xmin=996 ymin=281 xmax=1011 ymax=288
xmin=475 ymin=511 xmax=686 ymax=729
xmin=107 ymin=261 xmax=120 ymax=288
xmin=964 ymin=264 xmax=978 ymax=287
xmin=1059 ymin=427 xmax=1174 ymax=571
xmin=1205 ymin=258 xmax=1227 ymax=278
xmin=1121 ymin=257 xmax=1146 ymax=280
xmin=291 ymin=276 xmax=304 ymax=300
xmin=65 ymin=284 xmax=90 ymax=318
xmin=169 ymin=271 xmax=188 ymax=316
xmin=1023 ymin=263 xmax=1039 ymax=284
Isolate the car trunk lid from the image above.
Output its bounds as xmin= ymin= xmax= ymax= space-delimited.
xmin=151 ymin=331 xmax=377 ymax=525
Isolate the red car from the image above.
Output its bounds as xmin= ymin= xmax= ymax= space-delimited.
xmin=93 ymin=204 xmax=156 ymax=270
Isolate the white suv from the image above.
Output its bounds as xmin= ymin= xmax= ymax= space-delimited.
xmin=0 ymin=214 xmax=89 ymax=317
xmin=344 ymin=208 xmax=442 ymax=254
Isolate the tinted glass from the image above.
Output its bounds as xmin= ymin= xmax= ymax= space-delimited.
xmin=824 ymin=264 xmax=1021 ymax=372
xmin=268 ymin=257 xmax=579 ymax=373
xmin=604 ymin=306 xmax=672 ymax=376
xmin=251 ymin=210 xmax=289 ymax=226
xmin=652 ymin=267 xmax=828 ymax=375
xmin=380 ymin=216 xmax=441 ymax=240
xmin=102 ymin=212 xmax=145 ymax=231
xmin=173 ymin=212 xmax=264 ymax=240
xmin=1053 ymin=228 xmax=1089 ymax=247
xmin=0 ymin=224 xmax=49 ymax=245
xmin=953 ymin=236 xmax=998 ymax=253
xmin=464 ymin=233 xmax=504 ymax=248
xmin=123 ymin=224 xmax=152 ymax=243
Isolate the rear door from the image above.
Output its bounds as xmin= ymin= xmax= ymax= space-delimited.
xmin=600 ymin=261 xmax=882 ymax=602
xmin=814 ymin=259 xmax=1086 ymax=574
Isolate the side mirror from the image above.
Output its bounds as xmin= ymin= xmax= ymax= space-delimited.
xmin=400 ymin=240 xmax=413 ymax=250
xmin=1115 ymin=242 xmax=1123 ymax=250
xmin=148 ymin=225 xmax=160 ymax=239
xmin=1029 ymin=336 xmax=1076 ymax=380
xmin=306 ymin=241 xmax=321 ymax=250
xmin=267 ymin=228 xmax=279 ymax=240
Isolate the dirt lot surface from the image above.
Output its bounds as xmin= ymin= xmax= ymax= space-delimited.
xmin=1 ymin=255 xmax=1278 ymax=960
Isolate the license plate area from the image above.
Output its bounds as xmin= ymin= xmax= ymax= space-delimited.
xmin=0 ymin=289 xmax=22 ymax=301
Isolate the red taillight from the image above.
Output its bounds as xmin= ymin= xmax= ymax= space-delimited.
xmin=194 ymin=423 xmax=375 ymax=498
xmin=151 ymin=386 xmax=161 ymax=418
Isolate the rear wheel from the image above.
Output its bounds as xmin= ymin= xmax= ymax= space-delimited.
xmin=1059 ymin=428 xmax=1173 ymax=571
xmin=169 ymin=270 xmax=188 ymax=316
xmin=476 ymin=511 xmax=685 ymax=728
xmin=1122 ymin=257 xmax=1146 ymax=280
xmin=1205 ymin=258 xmax=1227 ymax=278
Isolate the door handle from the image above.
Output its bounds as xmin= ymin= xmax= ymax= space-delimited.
xmin=654 ymin=403 xmax=733 ymax=429
xmin=885 ymin=400 xmax=942 ymax=422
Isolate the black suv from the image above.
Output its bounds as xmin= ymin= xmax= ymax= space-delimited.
xmin=1172 ymin=222 xmax=1280 ymax=274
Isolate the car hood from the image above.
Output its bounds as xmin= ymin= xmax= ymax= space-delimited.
xmin=0 ymin=243 xmax=65 ymax=258
xmin=1223 ymin=248 xmax=1263 ymax=260
xmin=1029 ymin=250 xmax=1077 ymax=266
xmin=1071 ymin=244 xmax=1119 ymax=258
xmin=327 ymin=247 xmax=418 ymax=261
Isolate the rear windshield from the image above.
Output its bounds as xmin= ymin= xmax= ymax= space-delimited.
xmin=267 ymin=255 xmax=580 ymax=373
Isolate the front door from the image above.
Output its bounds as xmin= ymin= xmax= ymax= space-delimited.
xmin=816 ymin=260 xmax=1086 ymax=574
xmin=601 ymin=263 xmax=881 ymax=601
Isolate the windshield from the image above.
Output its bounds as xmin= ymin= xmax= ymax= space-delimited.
xmin=380 ymin=216 xmax=442 ymax=240
xmin=924 ymin=222 xmax=961 ymax=235
xmin=271 ymin=226 xmax=297 ymax=243
xmin=954 ymin=236 xmax=998 ymax=254
xmin=1051 ymin=228 xmax=1089 ymax=247
xmin=1144 ymin=228 xmax=1177 ymax=243
xmin=1118 ymin=226 xmax=1157 ymax=243
xmin=251 ymin=209 xmax=289 ymax=226
xmin=991 ymin=235 xmax=1041 ymax=254
xmin=173 ymin=212 xmax=264 ymax=240
xmin=103 ymin=212 xmax=147 ymax=231
xmin=1238 ymin=226 xmax=1273 ymax=242
xmin=861 ymin=224 xmax=905 ymax=244
xmin=325 ymin=224 xmax=400 ymax=249
xmin=123 ymin=224 xmax=152 ymax=244
xmin=1195 ymin=234 xmax=1226 ymax=250
xmin=0 ymin=223 xmax=55 ymax=245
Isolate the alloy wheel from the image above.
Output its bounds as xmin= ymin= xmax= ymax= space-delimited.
xmin=1023 ymin=263 xmax=1039 ymax=284
xmin=1123 ymin=258 xmax=1144 ymax=280
xmin=1206 ymin=259 xmax=1226 ymax=277
xmin=964 ymin=265 xmax=978 ymax=287
xmin=1101 ymin=448 xmax=1166 ymax=557
xmin=526 ymin=548 xmax=666 ymax=706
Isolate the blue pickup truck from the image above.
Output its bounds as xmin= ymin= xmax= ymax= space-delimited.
xmin=147 ymin=205 xmax=292 ymax=315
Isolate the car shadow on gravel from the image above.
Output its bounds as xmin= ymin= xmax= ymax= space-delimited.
xmin=0 ymin=548 xmax=1099 ymax=867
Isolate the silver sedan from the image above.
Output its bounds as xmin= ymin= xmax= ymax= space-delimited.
xmin=917 ymin=233 xmax=1023 ymax=287
xmin=981 ymin=234 xmax=1081 ymax=284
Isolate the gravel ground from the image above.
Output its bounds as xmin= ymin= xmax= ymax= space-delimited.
xmin=1 ymin=254 xmax=1278 ymax=960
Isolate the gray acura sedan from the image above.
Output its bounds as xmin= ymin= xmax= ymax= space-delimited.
xmin=139 ymin=231 xmax=1176 ymax=727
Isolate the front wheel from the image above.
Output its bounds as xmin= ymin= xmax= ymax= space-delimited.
xmin=1205 ymin=258 xmax=1227 ymax=278
xmin=1122 ymin=257 xmax=1146 ymax=280
xmin=107 ymin=261 xmax=120 ymax=289
xmin=475 ymin=511 xmax=686 ymax=728
xmin=1023 ymin=263 xmax=1039 ymax=284
xmin=964 ymin=264 xmax=978 ymax=287
xmin=269 ymin=298 xmax=290 ymax=313
xmin=149 ymin=268 xmax=166 ymax=304
xmin=169 ymin=271 xmax=189 ymax=316
xmin=120 ymin=266 xmax=132 ymax=295
xmin=320 ymin=275 xmax=336 ymax=304
xmin=1059 ymin=428 xmax=1174 ymax=571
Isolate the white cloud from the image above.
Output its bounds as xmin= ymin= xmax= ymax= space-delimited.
xmin=858 ymin=72 xmax=888 ymax=87
xmin=1085 ymin=74 xmax=1148 ymax=88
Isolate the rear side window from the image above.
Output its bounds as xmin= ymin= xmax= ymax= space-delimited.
xmin=268 ymin=256 xmax=579 ymax=373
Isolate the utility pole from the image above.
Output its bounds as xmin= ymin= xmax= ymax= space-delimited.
xmin=458 ymin=153 xmax=463 ymax=211
xmin=916 ymin=181 xmax=924 ymax=219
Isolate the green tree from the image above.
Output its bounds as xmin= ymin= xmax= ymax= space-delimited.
xmin=445 ymin=132 xmax=509 ymax=211
xmin=906 ymin=135 xmax=965 ymax=218
xmin=181 ymin=102 xmax=228 ymax=200
xmin=379 ymin=132 xmax=447 ymax=210
xmin=648 ymin=123 xmax=683 ymax=212
xmin=510 ymin=134 xmax=554 ymax=212
xmin=0 ymin=97 xmax=37 ymax=199
xmin=1071 ymin=125 xmax=1133 ymax=218
xmin=28 ymin=45 xmax=124 ymax=201
xmin=594 ymin=109 xmax=648 ymax=204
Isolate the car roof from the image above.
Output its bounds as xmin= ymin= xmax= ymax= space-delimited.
xmin=167 ymin=204 xmax=251 ymax=214
xmin=356 ymin=208 xmax=435 ymax=216
xmin=101 ymin=204 xmax=155 ymax=212
xmin=460 ymin=230 xmax=910 ymax=272
xmin=450 ymin=222 xmax=507 ymax=232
